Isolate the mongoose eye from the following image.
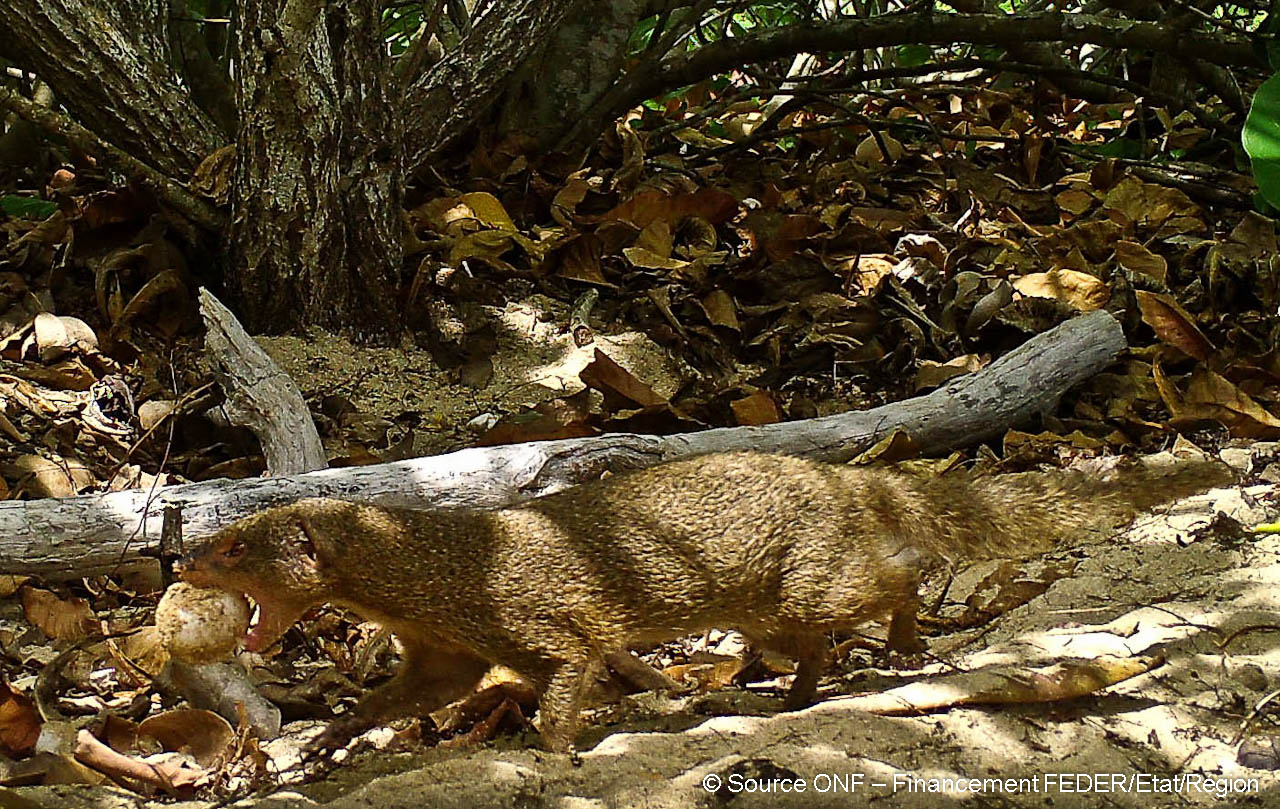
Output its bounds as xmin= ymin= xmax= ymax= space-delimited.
xmin=224 ymin=539 xmax=246 ymax=560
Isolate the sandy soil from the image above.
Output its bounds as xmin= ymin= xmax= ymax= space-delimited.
xmin=9 ymin=459 xmax=1278 ymax=809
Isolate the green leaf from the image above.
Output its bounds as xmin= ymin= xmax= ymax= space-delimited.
xmin=896 ymin=44 xmax=932 ymax=67
xmin=1243 ymin=71 xmax=1280 ymax=209
xmin=0 ymin=196 xmax=57 ymax=219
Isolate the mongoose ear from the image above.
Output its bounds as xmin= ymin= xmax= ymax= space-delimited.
xmin=294 ymin=514 xmax=336 ymax=570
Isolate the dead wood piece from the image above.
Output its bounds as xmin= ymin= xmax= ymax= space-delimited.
xmin=73 ymin=729 xmax=201 ymax=795
xmin=0 ymin=310 xmax=1126 ymax=578
xmin=605 ymin=650 xmax=683 ymax=693
xmin=199 ymin=288 xmax=326 ymax=476
xmin=154 ymin=661 xmax=282 ymax=741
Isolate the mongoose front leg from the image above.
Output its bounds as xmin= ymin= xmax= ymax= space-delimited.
xmin=307 ymin=641 xmax=490 ymax=758
xmin=534 ymin=659 xmax=602 ymax=753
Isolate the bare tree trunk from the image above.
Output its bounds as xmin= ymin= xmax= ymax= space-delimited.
xmin=403 ymin=0 xmax=575 ymax=173
xmin=231 ymin=0 xmax=404 ymax=336
xmin=490 ymin=0 xmax=647 ymax=152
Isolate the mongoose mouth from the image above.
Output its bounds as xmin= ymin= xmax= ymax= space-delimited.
xmin=176 ymin=566 xmax=305 ymax=653
xmin=241 ymin=593 xmax=302 ymax=652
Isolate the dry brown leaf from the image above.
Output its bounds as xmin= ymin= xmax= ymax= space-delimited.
xmin=1101 ymin=177 xmax=1203 ymax=231
xmin=698 ymin=289 xmax=739 ymax=331
xmin=11 ymin=454 xmax=95 ymax=498
xmin=851 ymin=428 xmax=921 ymax=464
xmin=730 ymin=391 xmax=781 ymax=426
xmin=663 ymin=658 xmax=746 ymax=693
xmin=136 ymin=710 xmax=235 ymax=768
xmin=1055 ymin=188 xmax=1095 ymax=217
xmin=112 ymin=270 xmax=187 ymax=333
xmin=847 ymin=206 xmax=915 ymax=234
xmin=109 ymin=626 xmax=168 ymax=682
xmin=740 ymin=211 xmax=824 ymax=261
xmin=1013 ymin=269 xmax=1109 ymax=311
xmin=1134 ymin=290 xmax=1214 ymax=361
xmin=0 ymin=681 xmax=40 ymax=757
xmin=580 ymin=349 xmax=666 ymax=408
xmin=477 ymin=397 xmax=598 ymax=447
xmin=550 ymin=177 xmax=591 ymax=226
xmin=854 ymin=132 xmax=905 ymax=164
xmin=459 ymin=191 xmax=517 ymax=231
xmin=846 ymin=253 xmax=896 ymax=292
xmin=449 ymin=230 xmax=518 ymax=269
xmin=33 ymin=313 xmax=98 ymax=361
xmin=600 ymin=188 xmax=738 ymax=228
xmin=1114 ymin=240 xmax=1168 ymax=284
xmin=1181 ymin=368 xmax=1280 ymax=437
xmin=913 ymin=354 xmax=983 ymax=391
xmin=552 ymin=234 xmax=611 ymax=286
xmin=21 ymin=587 xmax=96 ymax=641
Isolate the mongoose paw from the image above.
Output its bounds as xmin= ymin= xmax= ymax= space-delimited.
xmin=303 ymin=715 xmax=377 ymax=762
xmin=878 ymin=648 xmax=926 ymax=671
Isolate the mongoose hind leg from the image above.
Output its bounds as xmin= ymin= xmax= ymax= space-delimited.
xmin=307 ymin=641 xmax=490 ymax=758
xmin=877 ymin=593 xmax=930 ymax=671
xmin=885 ymin=601 xmax=927 ymax=656
xmin=779 ymin=631 xmax=829 ymax=710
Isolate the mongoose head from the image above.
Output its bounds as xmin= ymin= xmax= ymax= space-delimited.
xmin=177 ymin=500 xmax=341 ymax=653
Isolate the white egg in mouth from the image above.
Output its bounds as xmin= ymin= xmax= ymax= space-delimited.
xmin=156 ymin=583 xmax=251 ymax=663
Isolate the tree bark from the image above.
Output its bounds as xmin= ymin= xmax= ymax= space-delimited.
xmin=230 ymin=0 xmax=404 ymax=336
xmin=490 ymin=0 xmax=648 ymax=153
xmin=0 ymin=0 xmax=219 ymax=178
xmin=403 ymin=0 xmax=576 ymax=173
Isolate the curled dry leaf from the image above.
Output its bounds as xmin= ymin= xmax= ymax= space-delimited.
xmin=0 ymin=680 xmax=40 ymax=757
xmin=1013 ymin=269 xmax=1109 ymax=311
xmin=136 ymin=709 xmax=235 ymax=768
xmin=1134 ymin=290 xmax=1215 ymax=361
xmin=11 ymin=453 xmax=96 ymax=498
xmin=20 ymin=586 xmax=96 ymax=641
xmin=854 ymin=132 xmax=905 ymax=164
xmin=1182 ymin=368 xmax=1280 ymax=437
xmin=137 ymin=399 xmax=177 ymax=431
xmin=32 ymin=312 xmax=98 ymax=361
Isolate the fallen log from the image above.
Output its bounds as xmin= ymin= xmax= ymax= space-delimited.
xmin=0 ymin=310 xmax=1126 ymax=579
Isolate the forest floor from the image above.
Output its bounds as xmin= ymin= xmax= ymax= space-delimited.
xmin=10 ymin=445 xmax=1278 ymax=809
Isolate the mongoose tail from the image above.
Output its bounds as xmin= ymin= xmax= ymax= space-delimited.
xmin=912 ymin=454 xmax=1234 ymax=563
xmin=873 ymin=454 xmax=1233 ymax=658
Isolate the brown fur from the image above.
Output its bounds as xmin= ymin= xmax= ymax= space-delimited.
xmin=176 ymin=451 xmax=1231 ymax=752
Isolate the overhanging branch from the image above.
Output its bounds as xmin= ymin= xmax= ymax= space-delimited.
xmin=571 ymin=11 xmax=1262 ymax=148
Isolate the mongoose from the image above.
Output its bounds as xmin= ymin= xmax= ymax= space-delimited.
xmin=176 ymin=451 xmax=1231 ymax=753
